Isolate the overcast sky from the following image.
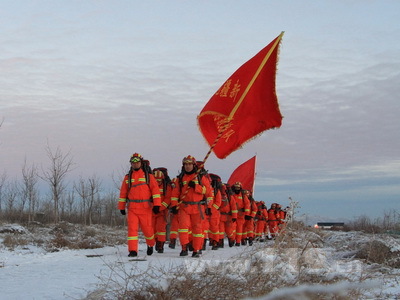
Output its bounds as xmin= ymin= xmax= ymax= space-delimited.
xmin=1 ymin=1 xmax=399 ymax=221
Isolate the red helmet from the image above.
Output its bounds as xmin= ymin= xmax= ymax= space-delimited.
xmin=153 ymin=170 xmax=164 ymax=180
xmin=130 ymin=153 xmax=143 ymax=163
xmin=182 ymin=155 xmax=196 ymax=165
xmin=234 ymin=182 xmax=242 ymax=188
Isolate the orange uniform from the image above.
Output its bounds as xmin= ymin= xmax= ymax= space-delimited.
xmin=218 ymin=184 xmax=237 ymax=247
xmin=208 ymin=187 xmax=222 ymax=249
xmin=254 ymin=201 xmax=268 ymax=240
xmin=230 ymin=182 xmax=251 ymax=245
xmin=243 ymin=193 xmax=257 ymax=245
xmin=152 ymin=169 xmax=172 ymax=253
xmin=267 ymin=203 xmax=279 ymax=238
xmin=118 ymin=154 xmax=161 ymax=256
xmin=170 ymin=155 xmax=213 ymax=257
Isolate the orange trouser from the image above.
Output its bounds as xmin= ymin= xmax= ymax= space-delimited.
xmin=269 ymin=221 xmax=279 ymax=236
xmin=208 ymin=216 xmax=220 ymax=242
xmin=234 ymin=217 xmax=246 ymax=243
xmin=255 ymin=219 xmax=267 ymax=238
xmin=244 ymin=219 xmax=255 ymax=239
xmin=127 ymin=210 xmax=155 ymax=251
xmin=169 ymin=213 xmax=179 ymax=240
xmin=178 ymin=209 xmax=203 ymax=251
xmin=202 ymin=217 xmax=210 ymax=240
xmin=152 ymin=212 xmax=167 ymax=242
xmin=219 ymin=214 xmax=235 ymax=240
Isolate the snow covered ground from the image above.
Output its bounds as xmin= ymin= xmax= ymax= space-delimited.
xmin=1 ymin=223 xmax=399 ymax=299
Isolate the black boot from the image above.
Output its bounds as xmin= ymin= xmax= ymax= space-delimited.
xmin=211 ymin=239 xmax=219 ymax=250
xmin=248 ymin=237 xmax=253 ymax=246
xmin=218 ymin=239 xmax=224 ymax=248
xmin=155 ymin=241 xmax=161 ymax=251
xmin=169 ymin=238 xmax=176 ymax=249
xmin=147 ymin=246 xmax=153 ymax=256
xmin=128 ymin=251 xmax=137 ymax=257
xmin=192 ymin=251 xmax=201 ymax=258
xmin=241 ymin=238 xmax=247 ymax=245
xmin=228 ymin=239 xmax=235 ymax=247
xmin=180 ymin=244 xmax=188 ymax=256
xmin=157 ymin=241 xmax=165 ymax=253
xmin=188 ymin=242 xmax=194 ymax=252
xmin=202 ymin=239 xmax=208 ymax=250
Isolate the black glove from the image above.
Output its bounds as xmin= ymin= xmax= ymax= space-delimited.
xmin=245 ymin=215 xmax=252 ymax=220
xmin=170 ymin=206 xmax=179 ymax=215
xmin=205 ymin=207 xmax=212 ymax=216
xmin=188 ymin=181 xmax=196 ymax=188
xmin=231 ymin=218 xmax=237 ymax=223
xmin=152 ymin=206 xmax=160 ymax=214
xmin=120 ymin=210 xmax=126 ymax=215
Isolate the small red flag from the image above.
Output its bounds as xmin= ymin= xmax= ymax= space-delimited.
xmin=227 ymin=156 xmax=257 ymax=194
xmin=197 ymin=32 xmax=284 ymax=159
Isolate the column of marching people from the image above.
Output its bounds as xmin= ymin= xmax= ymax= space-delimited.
xmin=118 ymin=153 xmax=290 ymax=257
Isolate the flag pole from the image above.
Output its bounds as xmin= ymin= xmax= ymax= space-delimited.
xmin=179 ymin=122 xmax=229 ymax=202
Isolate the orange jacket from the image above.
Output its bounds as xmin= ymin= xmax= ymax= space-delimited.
xmin=170 ymin=173 xmax=213 ymax=214
xmin=219 ymin=189 xmax=237 ymax=219
xmin=210 ymin=189 xmax=222 ymax=219
xmin=118 ymin=169 xmax=161 ymax=213
xmin=231 ymin=191 xmax=250 ymax=218
xmin=250 ymin=199 xmax=258 ymax=218
xmin=255 ymin=202 xmax=268 ymax=221
xmin=267 ymin=208 xmax=278 ymax=223
xmin=159 ymin=183 xmax=173 ymax=212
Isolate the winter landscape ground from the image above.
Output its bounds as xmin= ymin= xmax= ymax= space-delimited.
xmin=1 ymin=222 xmax=399 ymax=300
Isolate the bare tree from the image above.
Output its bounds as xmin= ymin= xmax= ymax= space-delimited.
xmin=0 ymin=172 xmax=7 ymax=215
xmin=74 ymin=174 xmax=101 ymax=225
xmin=40 ymin=143 xmax=74 ymax=224
xmin=5 ymin=178 xmax=20 ymax=221
xmin=21 ymin=159 xmax=39 ymax=223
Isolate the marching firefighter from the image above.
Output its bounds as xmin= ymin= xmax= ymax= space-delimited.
xmin=254 ymin=201 xmax=268 ymax=241
xmin=243 ymin=190 xmax=257 ymax=245
xmin=230 ymin=182 xmax=251 ymax=246
xmin=267 ymin=203 xmax=279 ymax=239
xmin=118 ymin=153 xmax=161 ymax=257
xmin=218 ymin=183 xmax=238 ymax=247
xmin=208 ymin=173 xmax=222 ymax=250
xmin=152 ymin=168 xmax=172 ymax=253
xmin=168 ymin=177 xmax=179 ymax=249
xmin=170 ymin=155 xmax=213 ymax=257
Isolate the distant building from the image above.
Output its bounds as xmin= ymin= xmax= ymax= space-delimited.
xmin=314 ymin=222 xmax=345 ymax=229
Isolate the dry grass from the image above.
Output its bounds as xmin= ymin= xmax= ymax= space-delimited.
xmin=93 ymin=224 xmax=385 ymax=300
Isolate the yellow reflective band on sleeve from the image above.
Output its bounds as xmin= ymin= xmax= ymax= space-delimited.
xmin=207 ymin=197 xmax=213 ymax=202
xmin=232 ymin=209 xmax=238 ymax=213
xmin=212 ymin=204 xmax=220 ymax=210
xmin=161 ymin=202 xmax=168 ymax=208
xmin=245 ymin=209 xmax=250 ymax=212
xmin=153 ymin=194 xmax=161 ymax=199
xmin=171 ymin=197 xmax=179 ymax=201
xmin=119 ymin=198 xmax=127 ymax=203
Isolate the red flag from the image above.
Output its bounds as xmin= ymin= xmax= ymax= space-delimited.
xmin=197 ymin=32 xmax=284 ymax=159
xmin=227 ymin=156 xmax=257 ymax=194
